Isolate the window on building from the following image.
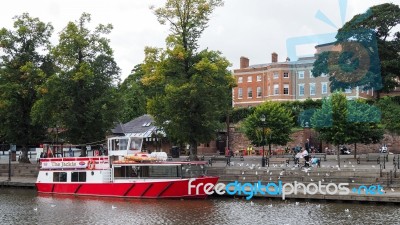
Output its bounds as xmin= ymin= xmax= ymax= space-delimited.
xmin=238 ymin=77 xmax=243 ymax=83
xmin=321 ymin=82 xmax=328 ymax=94
xmin=345 ymin=87 xmax=352 ymax=93
xmin=247 ymin=76 xmax=252 ymax=82
xmin=310 ymin=71 xmax=314 ymax=78
xmin=310 ymin=83 xmax=316 ymax=96
xmin=283 ymin=84 xmax=289 ymax=95
xmin=299 ymin=84 xmax=305 ymax=96
xmin=247 ymin=87 xmax=252 ymax=98
xmin=257 ymin=75 xmax=261 ymax=81
xmin=298 ymin=71 xmax=304 ymax=79
xmin=283 ymin=72 xmax=289 ymax=78
xmin=274 ymin=84 xmax=279 ymax=95
xmin=257 ymin=87 xmax=262 ymax=98
xmin=273 ymin=72 xmax=279 ymax=79
xmin=238 ymin=88 xmax=243 ymax=99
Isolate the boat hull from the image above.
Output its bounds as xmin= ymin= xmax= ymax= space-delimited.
xmin=36 ymin=176 xmax=219 ymax=199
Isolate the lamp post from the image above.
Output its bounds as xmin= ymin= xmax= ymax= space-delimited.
xmin=8 ymin=149 xmax=11 ymax=181
xmin=260 ymin=114 xmax=266 ymax=167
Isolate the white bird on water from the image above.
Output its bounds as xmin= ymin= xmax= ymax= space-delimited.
xmin=33 ymin=207 xmax=37 ymax=211
xmin=250 ymin=201 xmax=254 ymax=206
xmin=268 ymin=204 xmax=273 ymax=208
xmin=50 ymin=204 xmax=56 ymax=208
xmin=112 ymin=205 xmax=117 ymax=209
xmin=295 ymin=202 xmax=299 ymax=206
xmin=345 ymin=209 xmax=349 ymax=213
xmin=391 ymin=188 xmax=395 ymax=192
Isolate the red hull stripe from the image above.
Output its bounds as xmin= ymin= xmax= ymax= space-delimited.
xmin=157 ymin=182 xmax=173 ymax=198
xmin=123 ymin=184 xmax=136 ymax=196
xmin=74 ymin=184 xmax=82 ymax=194
xmin=140 ymin=183 xmax=153 ymax=197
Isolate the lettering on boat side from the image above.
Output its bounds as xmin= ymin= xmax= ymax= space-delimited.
xmin=188 ymin=179 xmax=384 ymax=200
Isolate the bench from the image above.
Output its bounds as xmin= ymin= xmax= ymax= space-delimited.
xmin=267 ymin=158 xmax=289 ymax=167
xmin=209 ymin=156 xmax=230 ymax=166
xmin=357 ymin=153 xmax=382 ymax=164
xmin=310 ymin=153 xmax=327 ymax=161
xmin=270 ymin=154 xmax=295 ymax=161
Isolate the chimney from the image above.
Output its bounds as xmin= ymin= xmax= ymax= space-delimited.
xmin=240 ymin=56 xmax=249 ymax=69
xmin=272 ymin=52 xmax=278 ymax=63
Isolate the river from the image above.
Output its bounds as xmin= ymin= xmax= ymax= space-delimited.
xmin=0 ymin=188 xmax=399 ymax=225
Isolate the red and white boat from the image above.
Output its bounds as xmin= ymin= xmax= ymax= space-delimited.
xmin=36 ymin=136 xmax=219 ymax=199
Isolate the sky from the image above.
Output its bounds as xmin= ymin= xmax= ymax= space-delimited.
xmin=1 ymin=0 xmax=398 ymax=80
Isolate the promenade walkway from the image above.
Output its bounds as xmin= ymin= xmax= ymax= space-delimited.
xmin=1 ymin=153 xmax=400 ymax=203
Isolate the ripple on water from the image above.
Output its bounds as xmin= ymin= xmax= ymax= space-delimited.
xmin=1 ymin=189 xmax=400 ymax=225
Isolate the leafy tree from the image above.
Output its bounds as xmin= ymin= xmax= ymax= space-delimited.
xmin=143 ymin=0 xmax=235 ymax=159
xmin=242 ymin=102 xmax=294 ymax=156
xmin=312 ymin=92 xmax=383 ymax=164
xmin=32 ymin=13 xmax=120 ymax=156
xmin=376 ymin=97 xmax=400 ymax=135
xmin=119 ymin=64 xmax=147 ymax=123
xmin=346 ymin=100 xmax=384 ymax=158
xmin=312 ymin=3 xmax=400 ymax=97
xmin=0 ymin=13 xmax=54 ymax=163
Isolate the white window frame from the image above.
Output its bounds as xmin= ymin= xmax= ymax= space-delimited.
xmin=321 ymin=82 xmax=328 ymax=94
xmin=238 ymin=77 xmax=243 ymax=83
xmin=257 ymin=87 xmax=262 ymax=98
xmin=283 ymin=84 xmax=289 ymax=95
xmin=273 ymin=72 xmax=279 ymax=79
xmin=238 ymin=88 xmax=243 ymax=99
xmin=310 ymin=71 xmax=314 ymax=78
xmin=274 ymin=84 xmax=279 ymax=95
xmin=298 ymin=71 xmax=304 ymax=79
xmin=247 ymin=87 xmax=253 ymax=98
xmin=299 ymin=84 xmax=305 ymax=96
xmin=310 ymin=83 xmax=316 ymax=96
xmin=247 ymin=76 xmax=252 ymax=83
xmin=257 ymin=75 xmax=261 ymax=82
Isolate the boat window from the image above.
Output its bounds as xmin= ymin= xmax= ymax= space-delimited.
xmin=71 ymin=172 xmax=87 ymax=182
xmin=129 ymin=138 xmax=142 ymax=150
xmin=119 ymin=139 xmax=128 ymax=150
xmin=53 ymin=172 xmax=67 ymax=182
xmin=114 ymin=165 xmax=181 ymax=179
xmin=182 ymin=164 xmax=206 ymax=178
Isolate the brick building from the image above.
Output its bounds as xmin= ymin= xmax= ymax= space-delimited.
xmin=232 ymin=43 xmax=375 ymax=108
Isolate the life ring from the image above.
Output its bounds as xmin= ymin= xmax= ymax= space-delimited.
xmin=87 ymin=159 xmax=95 ymax=170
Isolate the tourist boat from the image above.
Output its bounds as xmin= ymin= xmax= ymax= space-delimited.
xmin=35 ymin=136 xmax=219 ymax=199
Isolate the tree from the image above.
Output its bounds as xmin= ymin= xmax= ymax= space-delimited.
xmin=312 ymin=3 xmax=400 ymax=97
xmin=312 ymin=92 xmax=383 ymax=164
xmin=143 ymin=0 xmax=235 ymax=159
xmin=119 ymin=64 xmax=147 ymax=123
xmin=376 ymin=97 xmax=400 ymax=135
xmin=0 ymin=13 xmax=54 ymax=163
xmin=242 ymin=102 xmax=294 ymax=155
xmin=32 ymin=13 xmax=120 ymax=156
xmin=346 ymin=100 xmax=384 ymax=158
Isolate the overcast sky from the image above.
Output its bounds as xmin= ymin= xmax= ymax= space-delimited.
xmin=1 ymin=0 xmax=398 ymax=80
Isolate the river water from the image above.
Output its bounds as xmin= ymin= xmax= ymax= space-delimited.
xmin=0 ymin=188 xmax=399 ymax=225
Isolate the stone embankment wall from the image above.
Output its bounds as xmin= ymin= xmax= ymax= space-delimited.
xmin=229 ymin=124 xmax=400 ymax=154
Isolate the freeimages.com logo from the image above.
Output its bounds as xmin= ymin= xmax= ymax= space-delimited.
xmin=188 ymin=179 xmax=385 ymax=200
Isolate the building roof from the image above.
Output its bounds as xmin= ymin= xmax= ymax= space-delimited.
xmin=111 ymin=114 xmax=157 ymax=137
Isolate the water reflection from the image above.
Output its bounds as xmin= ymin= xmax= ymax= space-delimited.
xmin=0 ymin=189 xmax=399 ymax=225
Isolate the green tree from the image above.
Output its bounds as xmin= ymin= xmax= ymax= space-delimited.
xmin=119 ymin=64 xmax=147 ymax=123
xmin=346 ymin=100 xmax=384 ymax=158
xmin=143 ymin=0 xmax=235 ymax=159
xmin=242 ymin=102 xmax=294 ymax=156
xmin=376 ymin=97 xmax=400 ymax=135
xmin=312 ymin=3 xmax=400 ymax=97
xmin=312 ymin=93 xmax=383 ymax=164
xmin=0 ymin=13 xmax=54 ymax=163
xmin=32 ymin=13 xmax=120 ymax=156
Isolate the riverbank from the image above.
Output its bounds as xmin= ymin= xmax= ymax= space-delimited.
xmin=1 ymin=154 xmax=400 ymax=203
